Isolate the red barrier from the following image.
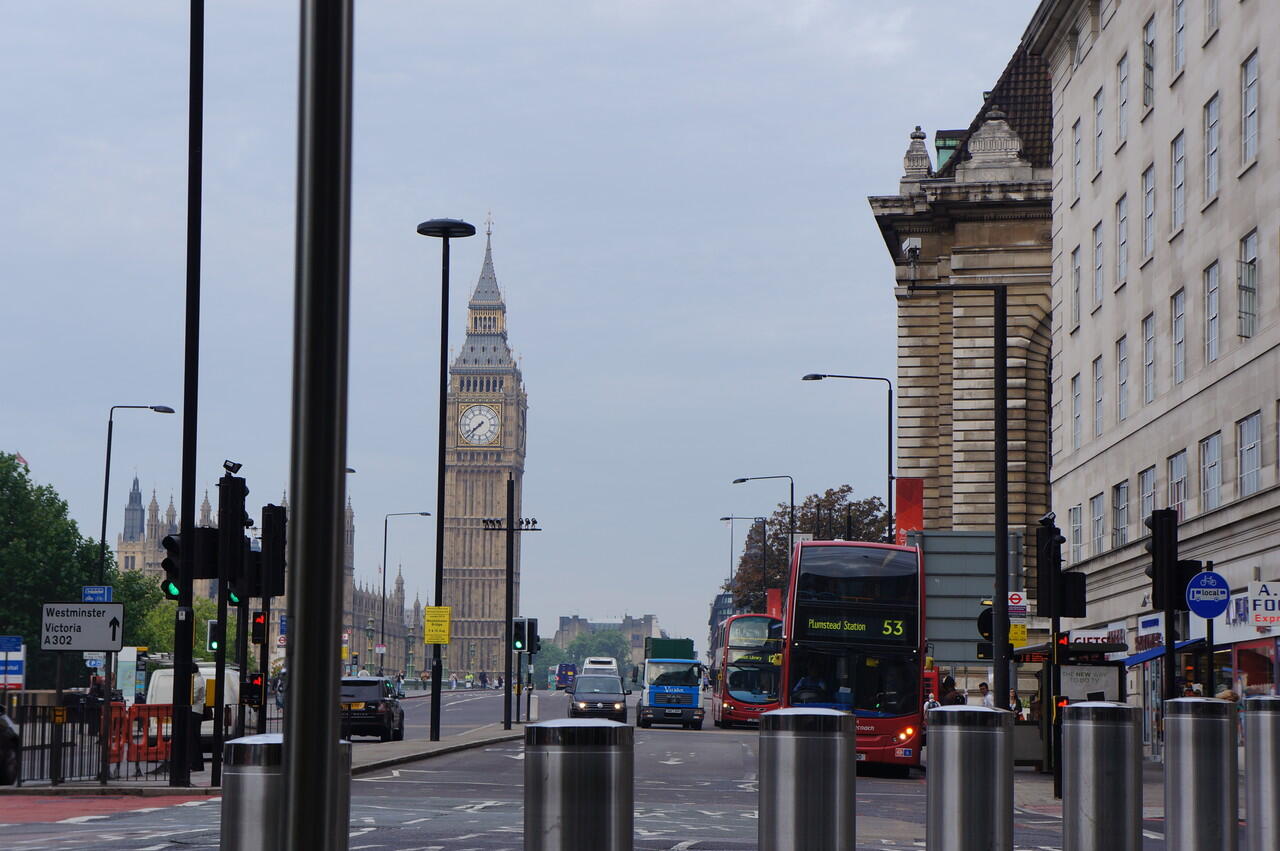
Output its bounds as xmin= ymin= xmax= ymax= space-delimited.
xmin=127 ymin=703 xmax=174 ymax=763
xmin=105 ymin=701 xmax=128 ymax=764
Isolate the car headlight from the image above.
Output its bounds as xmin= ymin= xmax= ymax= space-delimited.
xmin=614 ymin=703 xmax=623 ymax=710
xmin=577 ymin=702 xmax=588 ymax=709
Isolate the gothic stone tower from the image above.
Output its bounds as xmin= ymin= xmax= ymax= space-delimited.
xmin=443 ymin=226 xmax=528 ymax=676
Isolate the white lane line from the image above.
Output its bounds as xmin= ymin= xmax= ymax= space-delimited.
xmin=57 ymin=815 xmax=109 ymax=824
xmin=403 ymin=817 xmax=432 ymax=824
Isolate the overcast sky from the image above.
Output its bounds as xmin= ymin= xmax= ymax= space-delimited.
xmin=3 ymin=1 xmax=1033 ymax=654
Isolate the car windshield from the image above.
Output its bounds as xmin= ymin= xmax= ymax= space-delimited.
xmin=340 ymin=681 xmax=384 ymax=702
xmin=573 ymin=676 xmax=623 ymax=694
xmin=646 ymin=662 xmax=700 ymax=687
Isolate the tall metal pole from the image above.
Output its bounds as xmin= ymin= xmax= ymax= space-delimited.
xmin=430 ymin=236 xmax=451 ymax=742
xmin=283 ymin=0 xmax=353 ymax=845
xmin=503 ymin=476 xmax=515 ymax=731
xmin=993 ymin=286 xmax=1010 ymax=703
xmin=885 ymin=382 xmax=894 ymax=541
xmin=381 ymin=514 xmax=389 ymax=663
xmin=98 ymin=412 xmax=116 ymax=585
xmin=170 ymin=0 xmax=204 ymax=789
xmin=788 ymin=479 xmax=795 ymax=566
xmin=759 ymin=518 xmax=767 ymax=609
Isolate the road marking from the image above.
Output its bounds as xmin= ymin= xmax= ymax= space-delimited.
xmin=349 ymin=827 xmax=376 ymax=837
xmin=668 ymin=842 xmax=700 ymax=850
xmin=402 ymin=817 xmax=432 ymax=825
xmin=452 ymin=801 xmax=502 ymax=813
xmin=57 ymin=815 xmax=108 ymax=824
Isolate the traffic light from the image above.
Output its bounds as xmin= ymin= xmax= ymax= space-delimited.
xmin=512 ymin=618 xmax=527 ymax=651
xmin=527 ymin=618 xmax=541 ymax=655
xmin=1058 ymin=571 xmax=1087 ymax=618
xmin=251 ymin=611 xmax=267 ymax=645
xmin=977 ymin=600 xmax=993 ymax=640
xmin=207 ymin=619 xmax=220 ymax=653
xmin=161 ymin=534 xmax=182 ymax=599
xmin=240 ymin=671 xmax=264 ymax=707
xmin=1145 ymin=508 xmax=1179 ymax=610
xmin=159 ymin=527 xmax=219 ymax=598
xmin=259 ymin=504 xmax=287 ymax=598
xmin=1035 ymin=515 xmax=1068 ymax=618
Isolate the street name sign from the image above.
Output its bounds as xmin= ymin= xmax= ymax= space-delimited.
xmin=424 ymin=606 xmax=451 ymax=644
xmin=40 ymin=602 xmax=124 ymax=652
xmin=1186 ymin=571 xmax=1230 ymax=619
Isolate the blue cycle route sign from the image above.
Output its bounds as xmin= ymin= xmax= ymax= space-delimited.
xmin=0 ymin=635 xmax=21 ymax=653
xmin=82 ymin=585 xmax=113 ymax=603
xmin=1186 ymin=571 xmax=1231 ymax=619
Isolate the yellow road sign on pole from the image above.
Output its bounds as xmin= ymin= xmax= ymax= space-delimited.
xmin=1009 ymin=623 xmax=1029 ymax=647
xmin=424 ymin=606 xmax=452 ymax=645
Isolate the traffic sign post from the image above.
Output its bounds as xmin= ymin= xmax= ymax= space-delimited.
xmin=0 ymin=637 xmax=23 ymax=691
xmin=1187 ymin=565 xmax=1229 ymax=693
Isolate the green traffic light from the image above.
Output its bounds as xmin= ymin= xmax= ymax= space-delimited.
xmin=161 ymin=580 xmax=180 ymax=599
xmin=228 ymin=589 xmax=241 ymax=605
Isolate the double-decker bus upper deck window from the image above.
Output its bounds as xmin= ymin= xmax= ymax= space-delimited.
xmin=727 ymin=617 xmax=770 ymax=647
xmin=797 ymin=546 xmax=917 ymax=605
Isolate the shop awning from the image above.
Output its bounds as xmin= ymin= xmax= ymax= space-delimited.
xmin=1124 ymin=638 xmax=1204 ymax=668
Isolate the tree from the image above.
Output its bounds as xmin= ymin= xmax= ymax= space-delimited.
xmin=111 ymin=566 xmax=164 ymax=649
xmin=729 ymin=484 xmax=887 ymax=612
xmin=139 ymin=598 xmax=237 ymax=663
xmin=0 ymin=453 xmax=102 ymax=688
xmin=565 ymin=630 xmax=633 ymax=669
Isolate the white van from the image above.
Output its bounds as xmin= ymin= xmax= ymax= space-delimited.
xmin=581 ymin=657 xmax=619 ymax=676
xmin=145 ymin=665 xmax=249 ymax=751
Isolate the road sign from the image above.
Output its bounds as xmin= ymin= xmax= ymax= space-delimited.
xmin=1007 ymin=591 xmax=1028 ymax=618
xmin=277 ymin=635 xmax=287 ymax=647
xmin=1009 ymin=623 xmax=1029 ymax=647
xmin=0 ymin=636 xmax=20 ymax=653
xmin=40 ymin=602 xmax=124 ymax=652
xmin=279 ymin=614 xmax=288 ymax=635
xmin=1186 ymin=570 xmax=1231 ymax=619
xmin=83 ymin=651 xmax=105 ymax=661
xmin=85 ymin=659 xmax=104 ymax=669
xmin=424 ymin=606 xmax=451 ymax=644
xmin=81 ymin=585 xmax=113 ymax=603
xmin=375 ymin=643 xmax=386 ymax=655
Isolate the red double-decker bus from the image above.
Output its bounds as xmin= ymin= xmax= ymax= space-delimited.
xmin=781 ymin=540 xmax=925 ymax=769
xmin=709 ymin=614 xmax=782 ymax=728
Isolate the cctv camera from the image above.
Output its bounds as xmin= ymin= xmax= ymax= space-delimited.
xmin=223 ymin=460 xmax=243 ymax=474
xmin=902 ymin=237 xmax=922 ymax=263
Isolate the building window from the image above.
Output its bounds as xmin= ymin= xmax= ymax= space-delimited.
xmin=1242 ymin=52 xmax=1259 ymax=164
xmin=1172 ymin=289 xmax=1185 ymax=384
xmin=1171 ymin=132 xmax=1185 ymax=230
xmin=1072 ymin=373 xmax=1082 ymax=449
xmin=1091 ymin=493 xmax=1105 ymax=555
xmin=1071 ymin=245 xmax=1082 ymax=325
xmin=1093 ymin=356 xmax=1104 ymax=437
xmin=1205 ymin=262 xmax=1219 ymax=363
xmin=1173 ymin=0 xmax=1186 ymax=75
xmin=1115 ymin=195 xmax=1128 ymax=286
xmin=1239 ymin=230 xmax=1258 ymax=338
xmin=1117 ymin=54 xmax=1129 ymax=143
xmin=1093 ymin=88 xmax=1105 ymax=172
xmin=1206 ymin=0 xmax=1218 ymax=34
xmin=1238 ymin=411 xmax=1262 ymax=496
xmin=1112 ymin=481 xmax=1130 ymax=547
xmin=1093 ymin=222 xmax=1104 ymax=306
xmin=1204 ymin=94 xmax=1220 ymax=198
xmin=1168 ymin=450 xmax=1188 ymax=519
xmin=1143 ymin=313 xmax=1156 ymax=403
xmin=1142 ymin=165 xmax=1156 ymax=257
xmin=1200 ymin=432 xmax=1222 ymax=511
xmin=1069 ymin=505 xmax=1084 ymax=563
xmin=1143 ymin=16 xmax=1157 ymax=107
xmin=1072 ymin=119 xmax=1082 ymax=197
xmin=1140 ymin=465 xmax=1156 ymax=521
xmin=1117 ymin=335 xmax=1129 ymax=421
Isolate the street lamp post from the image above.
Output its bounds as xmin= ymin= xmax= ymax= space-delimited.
xmin=381 ymin=511 xmax=430 ymax=672
xmin=720 ymin=515 xmax=767 ymax=605
xmin=801 ymin=373 xmax=895 ymax=541
xmin=732 ymin=475 xmax=794 ymax=580
xmin=417 ymin=217 xmax=477 ymax=742
xmin=482 ymin=483 xmax=542 ymax=731
xmin=98 ymin=405 xmax=176 ymax=583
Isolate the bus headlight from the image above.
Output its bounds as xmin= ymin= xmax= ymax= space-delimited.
xmin=897 ymin=726 xmax=915 ymax=742
xmin=722 ymin=702 xmax=732 ymax=711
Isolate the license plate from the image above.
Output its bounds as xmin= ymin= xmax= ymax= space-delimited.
xmin=856 ymin=753 xmax=867 ymax=761
xmin=342 ymin=702 xmax=364 ymax=710
xmin=664 ymin=709 xmax=681 ymax=716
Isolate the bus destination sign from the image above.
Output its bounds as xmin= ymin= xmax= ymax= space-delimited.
xmin=795 ymin=607 xmax=916 ymax=644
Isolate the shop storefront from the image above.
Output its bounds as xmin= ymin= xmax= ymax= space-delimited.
xmin=1189 ymin=587 xmax=1279 ymax=699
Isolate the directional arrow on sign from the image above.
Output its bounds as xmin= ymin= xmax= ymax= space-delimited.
xmin=109 ymin=617 xmax=120 ymax=641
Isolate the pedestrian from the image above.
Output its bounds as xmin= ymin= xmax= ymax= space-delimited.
xmin=978 ymin=682 xmax=995 ymax=709
xmin=1008 ymin=689 xmax=1023 ymax=718
xmin=923 ymin=692 xmax=941 ymax=714
xmin=1028 ymin=692 xmax=1042 ymax=721
xmin=479 ymin=671 xmax=489 ymax=689
xmin=449 ymin=673 xmax=457 ymax=690
xmin=940 ymin=675 xmax=965 ymax=706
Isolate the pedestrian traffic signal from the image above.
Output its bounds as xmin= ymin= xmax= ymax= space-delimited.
xmin=207 ymin=619 xmax=220 ymax=653
xmin=251 ymin=611 xmax=267 ymax=645
xmin=512 ymin=618 xmax=527 ymax=651
xmin=1144 ymin=508 xmax=1179 ymax=610
xmin=240 ymin=672 xmax=264 ymax=707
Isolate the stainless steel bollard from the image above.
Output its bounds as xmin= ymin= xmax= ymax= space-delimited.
xmin=220 ymin=734 xmax=284 ymax=851
xmin=1062 ymin=701 xmax=1141 ymax=851
xmin=329 ymin=739 xmax=352 ymax=851
xmin=1164 ymin=697 xmax=1238 ymax=851
xmin=758 ymin=708 xmax=856 ymax=851
xmin=926 ymin=705 xmax=1013 ymax=851
xmin=525 ymin=719 xmax=632 ymax=851
xmin=1245 ymin=696 xmax=1280 ymax=851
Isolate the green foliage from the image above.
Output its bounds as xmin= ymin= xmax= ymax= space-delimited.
xmin=0 ymin=453 xmax=104 ymax=687
xmin=729 ymin=484 xmax=888 ymax=612
xmin=139 ymin=598 xmax=237 ymax=663
xmin=565 ymin=630 xmax=633 ymax=671
xmin=110 ymin=567 xmax=164 ymax=649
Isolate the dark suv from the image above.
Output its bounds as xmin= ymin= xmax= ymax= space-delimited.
xmin=340 ymin=677 xmax=405 ymax=742
xmin=567 ymin=674 xmax=630 ymax=723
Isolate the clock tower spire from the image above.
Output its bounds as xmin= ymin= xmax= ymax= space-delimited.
xmin=442 ymin=223 xmax=528 ymax=677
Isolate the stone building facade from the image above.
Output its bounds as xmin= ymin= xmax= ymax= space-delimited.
xmin=1025 ymin=0 xmax=1280 ymax=706
xmin=868 ymin=45 xmax=1055 ymax=600
xmin=552 ymin=614 xmax=664 ymax=669
xmin=440 ymin=227 xmax=530 ymax=677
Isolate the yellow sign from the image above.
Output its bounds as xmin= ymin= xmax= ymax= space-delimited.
xmin=340 ymin=646 xmax=349 ymax=660
xmin=52 ymin=707 xmax=67 ymax=724
xmin=424 ymin=606 xmax=452 ymax=645
xmin=1010 ymin=623 xmax=1029 ymax=647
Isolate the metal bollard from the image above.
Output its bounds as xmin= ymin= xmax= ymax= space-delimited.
xmin=1164 ymin=697 xmax=1238 ymax=851
xmin=220 ymin=734 xmax=284 ymax=851
xmin=1062 ymin=702 xmax=1141 ymax=851
xmin=1245 ymin=696 xmax=1280 ymax=851
xmin=926 ymin=705 xmax=1013 ymax=851
xmin=758 ymin=708 xmax=855 ymax=851
xmin=525 ymin=719 xmax=632 ymax=851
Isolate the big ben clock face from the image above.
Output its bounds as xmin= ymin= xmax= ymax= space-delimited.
xmin=459 ymin=404 xmax=500 ymax=445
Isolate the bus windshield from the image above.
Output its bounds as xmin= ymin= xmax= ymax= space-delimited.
xmin=724 ymin=659 xmax=779 ymax=704
xmin=646 ymin=662 xmax=700 ymax=687
xmin=788 ymin=645 xmax=918 ymax=717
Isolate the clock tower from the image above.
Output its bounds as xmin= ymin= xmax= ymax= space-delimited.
xmin=443 ymin=225 xmax=528 ymax=676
